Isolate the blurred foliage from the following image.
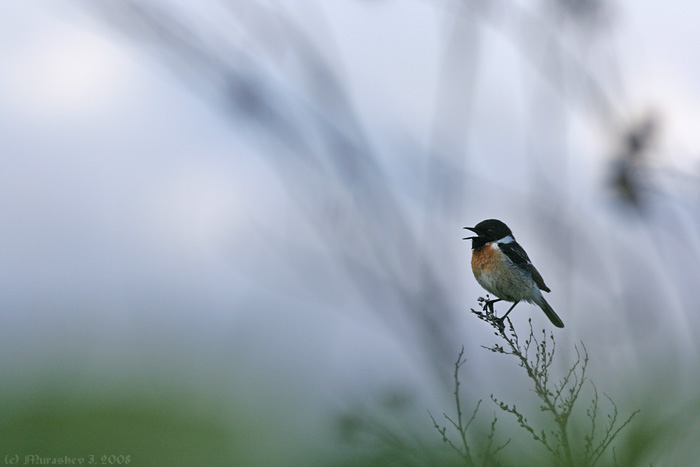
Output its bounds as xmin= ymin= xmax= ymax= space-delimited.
xmin=1 ymin=353 xmax=698 ymax=466
xmin=0 ymin=386 xmax=240 ymax=466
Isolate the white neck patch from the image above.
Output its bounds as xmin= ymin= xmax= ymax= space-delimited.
xmin=497 ymin=235 xmax=515 ymax=244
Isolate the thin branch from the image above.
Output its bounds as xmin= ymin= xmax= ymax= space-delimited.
xmin=472 ymin=297 xmax=639 ymax=466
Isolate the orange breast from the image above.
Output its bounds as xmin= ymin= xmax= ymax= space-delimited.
xmin=471 ymin=244 xmax=502 ymax=273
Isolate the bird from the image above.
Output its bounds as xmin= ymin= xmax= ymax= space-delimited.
xmin=463 ymin=219 xmax=564 ymax=328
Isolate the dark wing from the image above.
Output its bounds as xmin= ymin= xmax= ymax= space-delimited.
xmin=500 ymin=242 xmax=551 ymax=292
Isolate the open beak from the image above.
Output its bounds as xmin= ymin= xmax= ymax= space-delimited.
xmin=463 ymin=226 xmax=479 ymax=240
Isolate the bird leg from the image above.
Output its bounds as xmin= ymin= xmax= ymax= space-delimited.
xmin=485 ymin=298 xmax=502 ymax=315
xmin=496 ymin=301 xmax=520 ymax=328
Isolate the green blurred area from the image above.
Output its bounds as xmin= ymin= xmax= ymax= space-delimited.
xmin=1 ymin=382 xmax=699 ymax=466
xmin=0 ymin=386 xmax=242 ymax=466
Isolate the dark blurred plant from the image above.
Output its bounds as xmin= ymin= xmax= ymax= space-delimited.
xmin=336 ymin=397 xmax=432 ymax=466
xmin=610 ymin=113 xmax=659 ymax=209
xmin=471 ymin=297 xmax=640 ymax=466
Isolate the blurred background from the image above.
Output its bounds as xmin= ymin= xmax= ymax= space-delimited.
xmin=2 ymin=0 xmax=700 ymax=465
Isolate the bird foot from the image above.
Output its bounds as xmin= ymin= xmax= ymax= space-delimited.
xmin=494 ymin=316 xmax=506 ymax=332
xmin=483 ymin=298 xmax=500 ymax=314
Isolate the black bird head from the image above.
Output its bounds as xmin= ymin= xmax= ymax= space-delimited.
xmin=463 ymin=219 xmax=513 ymax=249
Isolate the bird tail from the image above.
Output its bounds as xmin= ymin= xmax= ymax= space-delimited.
xmin=538 ymin=297 xmax=564 ymax=328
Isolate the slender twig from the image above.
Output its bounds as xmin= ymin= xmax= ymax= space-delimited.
xmin=429 ymin=344 xmax=509 ymax=466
